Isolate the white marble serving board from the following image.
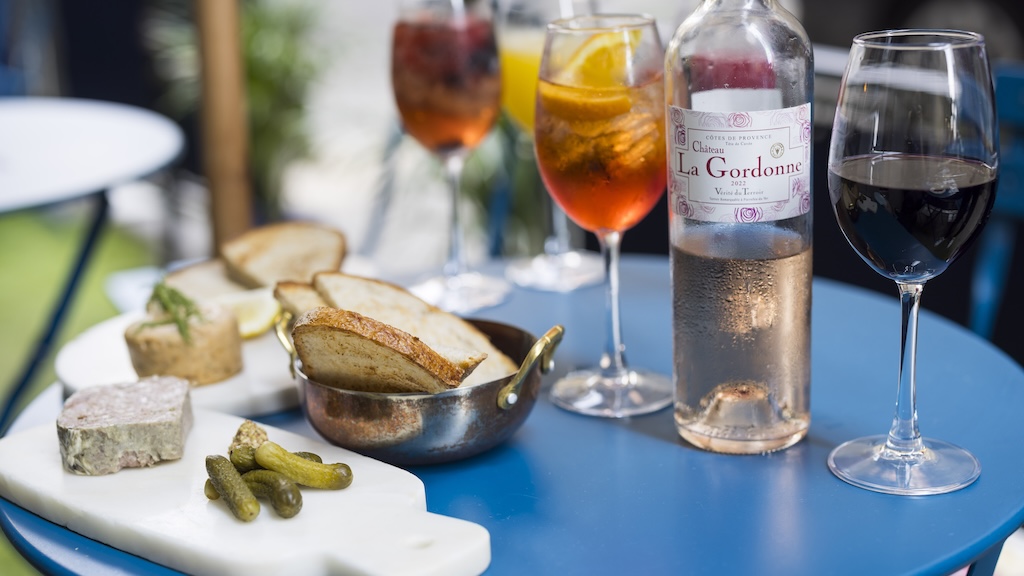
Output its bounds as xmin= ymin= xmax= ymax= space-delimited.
xmin=55 ymin=312 xmax=297 ymax=417
xmin=0 ymin=409 xmax=490 ymax=576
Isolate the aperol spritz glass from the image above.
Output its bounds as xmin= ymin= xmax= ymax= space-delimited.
xmin=535 ymin=14 xmax=671 ymax=416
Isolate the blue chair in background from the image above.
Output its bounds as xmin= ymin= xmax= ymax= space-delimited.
xmin=0 ymin=0 xmax=62 ymax=96
xmin=970 ymin=62 xmax=1024 ymax=340
xmin=1 ymin=0 xmax=27 ymax=95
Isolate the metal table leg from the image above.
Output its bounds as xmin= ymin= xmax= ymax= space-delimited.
xmin=0 ymin=191 xmax=109 ymax=435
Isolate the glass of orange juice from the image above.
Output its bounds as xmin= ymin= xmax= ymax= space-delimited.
xmin=535 ymin=14 xmax=672 ymax=416
xmin=497 ymin=0 xmax=604 ymax=292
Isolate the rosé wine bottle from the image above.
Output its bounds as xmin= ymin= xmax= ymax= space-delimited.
xmin=665 ymin=0 xmax=813 ymax=454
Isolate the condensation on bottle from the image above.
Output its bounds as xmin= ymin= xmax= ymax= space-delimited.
xmin=664 ymin=0 xmax=814 ymax=454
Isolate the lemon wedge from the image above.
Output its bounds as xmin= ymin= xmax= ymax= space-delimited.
xmin=538 ymin=81 xmax=632 ymax=120
xmin=556 ymin=29 xmax=643 ymax=88
xmin=213 ymin=288 xmax=282 ymax=339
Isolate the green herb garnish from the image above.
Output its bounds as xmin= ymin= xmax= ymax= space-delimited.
xmin=142 ymin=281 xmax=204 ymax=344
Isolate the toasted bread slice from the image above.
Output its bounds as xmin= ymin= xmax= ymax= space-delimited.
xmin=312 ymin=272 xmax=518 ymax=386
xmin=222 ymin=222 xmax=346 ymax=289
xmin=274 ymin=281 xmax=329 ymax=318
xmin=292 ymin=307 xmax=485 ymax=394
xmin=163 ymin=259 xmax=247 ymax=302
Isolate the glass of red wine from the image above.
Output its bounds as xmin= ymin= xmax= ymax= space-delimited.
xmin=826 ymin=30 xmax=998 ymax=495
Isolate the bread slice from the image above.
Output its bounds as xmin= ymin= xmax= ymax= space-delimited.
xmin=311 ymin=272 xmax=518 ymax=386
xmin=292 ymin=307 xmax=485 ymax=394
xmin=274 ymin=281 xmax=329 ymax=318
xmin=164 ymin=259 xmax=247 ymax=302
xmin=222 ymin=221 xmax=346 ymax=289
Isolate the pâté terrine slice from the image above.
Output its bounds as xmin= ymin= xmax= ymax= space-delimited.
xmin=57 ymin=376 xmax=194 ymax=475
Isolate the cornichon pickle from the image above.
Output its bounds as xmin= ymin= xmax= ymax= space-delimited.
xmin=294 ymin=451 xmax=323 ymax=463
xmin=242 ymin=469 xmax=303 ymax=518
xmin=204 ymin=479 xmax=220 ymax=500
xmin=254 ymin=441 xmax=353 ymax=490
xmin=232 ymin=446 xmax=322 ymax=472
xmin=206 ymin=455 xmax=260 ymax=521
xmin=229 ymin=445 xmax=261 ymax=473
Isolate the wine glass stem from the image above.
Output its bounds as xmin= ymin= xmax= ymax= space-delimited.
xmin=886 ymin=282 xmax=925 ymax=455
xmin=443 ymin=152 xmax=468 ymax=279
xmin=598 ymin=231 xmax=626 ymax=375
xmin=549 ymin=204 xmax=572 ymax=256
xmin=520 ymin=129 xmax=572 ymax=258
xmin=517 ymin=130 xmax=566 ymax=258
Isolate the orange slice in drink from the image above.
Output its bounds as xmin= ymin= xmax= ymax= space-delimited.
xmin=537 ymin=29 xmax=642 ymax=121
xmin=557 ymin=29 xmax=643 ymax=88
xmin=538 ymin=82 xmax=632 ymax=120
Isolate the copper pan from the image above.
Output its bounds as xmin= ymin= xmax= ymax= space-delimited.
xmin=276 ymin=313 xmax=563 ymax=465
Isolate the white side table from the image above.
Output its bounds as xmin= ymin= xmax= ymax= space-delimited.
xmin=0 ymin=97 xmax=184 ymax=433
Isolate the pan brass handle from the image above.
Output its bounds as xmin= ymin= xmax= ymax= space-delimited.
xmin=498 ymin=325 xmax=564 ymax=410
xmin=274 ymin=310 xmax=296 ymax=378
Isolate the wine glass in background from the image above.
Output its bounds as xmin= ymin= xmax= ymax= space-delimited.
xmin=497 ymin=0 xmax=604 ymax=292
xmin=391 ymin=0 xmax=510 ymax=314
xmin=826 ymin=30 xmax=998 ymax=495
xmin=534 ymin=14 xmax=672 ymax=417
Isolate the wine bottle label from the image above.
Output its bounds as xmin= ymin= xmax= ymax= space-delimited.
xmin=668 ymin=101 xmax=811 ymax=223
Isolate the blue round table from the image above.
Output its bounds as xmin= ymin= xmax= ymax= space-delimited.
xmin=3 ymin=255 xmax=1024 ymax=575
